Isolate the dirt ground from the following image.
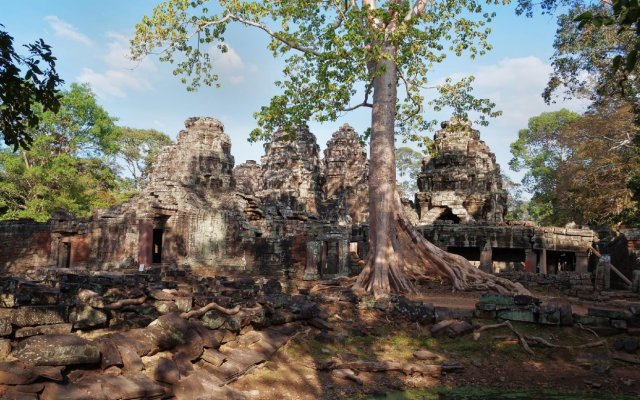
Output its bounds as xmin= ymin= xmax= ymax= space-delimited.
xmin=230 ymin=285 xmax=640 ymax=400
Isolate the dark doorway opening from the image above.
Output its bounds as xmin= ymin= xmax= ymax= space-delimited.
xmin=436 ymin=207 xmax=461 ymax=224
xmin=152 ymin=228 xmax=163 ymax=264
xmin=58 ymin=241 xmax=71 ymax=268
xmin=447 ymin=246 xmax=480 ymax=261
xmin=547 ymin=250 xmax=575 ymax=273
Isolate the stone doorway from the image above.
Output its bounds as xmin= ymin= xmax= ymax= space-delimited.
xmin=57 ymin=241 xmax=71 ymax=268
xmin=152 ymin=228 xmax=163 ymax=264
xmin=322 ymin=241 xmax=340 ymax=275
xmin=547 ymin=250 xmax=575 ymax=273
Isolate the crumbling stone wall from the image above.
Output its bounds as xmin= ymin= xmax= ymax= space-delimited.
xmin=416 ymin=117 xmax=507 ymax=224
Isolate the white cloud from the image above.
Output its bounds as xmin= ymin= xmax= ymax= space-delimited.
xmin=446 ymin=56 xmax=589 ymax=126
xmin=43 ymin=16 xmax=92 ymax=46
xmin=76 ymin=33 xmax=156 ymax=98
xmin=210 ymin=43 xmax=250 ymax=84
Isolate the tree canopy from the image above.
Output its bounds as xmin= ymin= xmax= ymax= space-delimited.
xmin=119 ymin=127 xmax=173 ymax=189
xmin=0 ymin=24 xmax=63 ymax=150
xmin=0 ymin=84 xmax=134 ymax=221
xmin=510 ymin=105 xmax=640 ymax=226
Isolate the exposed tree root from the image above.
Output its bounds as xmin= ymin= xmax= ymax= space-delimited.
xmin=181 ymin=302 xmax=241 ymax=319
xmin=353 ymin=203 xmax=530 ymax=297
xmin=473 ymin=320 xmax=607 ymax=355
xmin=315 ymin=359 xmax=445 ymax=377
xmin=102 ymin=296 xmax=147 ymax=310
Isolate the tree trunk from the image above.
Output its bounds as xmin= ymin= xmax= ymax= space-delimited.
xmin=353 ymin=47 xmax=529 ymax=298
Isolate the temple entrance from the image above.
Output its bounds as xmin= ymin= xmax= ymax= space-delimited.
xmin=547 ymin=250 xmax=575 ymax=273
xmin=57 ymin=241 xmax=71 ymax=268
xmin=152 ymin=228 xmax=163 ymax=264
xmin=320 ymin=241 xmax=340 ymax=276
xmin=436 ymin=207 xmax=461 ymax=224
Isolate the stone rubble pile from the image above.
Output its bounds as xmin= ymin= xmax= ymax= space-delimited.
xmin=0 ymin=269 xmax=321 ymax=399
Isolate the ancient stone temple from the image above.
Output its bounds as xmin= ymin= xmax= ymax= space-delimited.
xmin=256 ymin=126 xmax=323 ymax=217
xmin=322 ymin=124 xmax=369 ymax=224
xmin=0 ymin=115 xmax=624 ymax=283
xmin=416 ymin=118 xmax=507 ymax=224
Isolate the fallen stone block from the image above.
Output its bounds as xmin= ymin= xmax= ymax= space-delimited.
xmin=478 ymin=294 xmax=515 ymax=306
xmin=70 ymin=305 xmax=108 ymax=330
xmin=117 ymin=345 xmax=144 ymax=373
xmin=201 ymin=348 xmax=227 ymax=367
xmin=153 ymin=357 xmax=180 ymax=384
xmin=12 ymin=334 xmax=100 ymax=366
xmin=0 ymin=361 xmax=63 ymax=385
xmin=95 ymin=339 xmax=123 ymax=370
xmin=14 ymin=323 xmax=72 ymax=338
xmin=0 ymin=318 xmax=11 ymax=337
xmin=574 ymin=315 xmax=611 ymax=327
xmin=587 ymin=308 xmax=629 ymax=320
xmin=497 ymin=309 xmax=537 ymax=323
xmin=10 ymin=306 xmax=67 ymax=327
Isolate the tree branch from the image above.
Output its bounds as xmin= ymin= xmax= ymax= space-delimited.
xmin=404 ymin=0 xmax=431 ymax=22
xmin=197 ymin=13 xmax=322 ymax=56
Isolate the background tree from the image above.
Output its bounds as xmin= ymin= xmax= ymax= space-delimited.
xmin=0 ymin=24 xmax=63 ymax=150
xmin=132 ymin=0 xmax=525 ymax=296
xmin=501 ymin=174 xmax=530 ymax=221
xmin=510 ymin=105 xmax=639 ymax=226
xmin=395 ymin=146 xmax=423 ymax=198
xmin=0 ymin=84 xmax=131 ymax=221
xmin=509 ymin=109 xmax=581 ymax=225
xmin=516 ymin=1 xmax=640 ymax=220
xmin=118 ymin=127 xmax=172 ymax=189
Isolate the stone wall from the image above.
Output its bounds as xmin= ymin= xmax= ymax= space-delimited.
xmin=0 ymin=220 xmax=53 ymax=273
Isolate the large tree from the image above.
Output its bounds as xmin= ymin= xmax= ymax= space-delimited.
xmin=0 ymin=84 xmax=130 ymax=221
xmin=132 ymin=0 xmax=526 ymax=296
xmin=0 ymin=24 xmax=63 ymax=150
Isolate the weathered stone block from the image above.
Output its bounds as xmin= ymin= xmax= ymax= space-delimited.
xmin=0 ymin=317 xmax=11 ymax=336
xmin=153 ymin=300 xmax=179 ymax=315
xmin=574 ymin=315 xmax=610 ymax=327
xmin=0 ymin=339 xmax=10 ymax=359
xmin=0 ymin=293 xmax=16 ymax=308
xmin=475 ymin=302 xmax=496 ymax=311
xmin=12 ymin=334 xmax=100 ymax=366
xmin=174 ymin=297 xmax=192 ymax=313
xmin=497 ymin=309 xmax=537 ymax=323
xmin=14 ymin=323 xmax=72 ymax=338
xmin=70 ymin=305 xmax=107 ymax=330
xmin=478 ymin=294 xmax=514 ymax=306
xmin=11 ymin=306 xmax=67 ymax=327
xmin=201 ymin=310 xmax=227 ymax=330
xmin=587 ymin=308 xmax=629 ymax=320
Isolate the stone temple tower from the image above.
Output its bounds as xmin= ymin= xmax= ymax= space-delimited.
xmin=415 ymin=117 xmax=507 ymax=224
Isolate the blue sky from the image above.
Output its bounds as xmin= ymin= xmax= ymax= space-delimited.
xmin=3 ymin=1 xmax=587 ymax=185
